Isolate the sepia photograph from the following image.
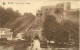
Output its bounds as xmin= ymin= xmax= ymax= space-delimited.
xmin=0 ymin=0 xmax=79 ymax=50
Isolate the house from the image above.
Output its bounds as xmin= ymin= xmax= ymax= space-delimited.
xmin=0 ymin=28 xmax=13 ymax=40
xmin=16 ymin=33 xmax=25 ymax=40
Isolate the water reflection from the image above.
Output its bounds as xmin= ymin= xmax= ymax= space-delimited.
xmin=0 ymin=46 xmax=14 ymax=50
xmin=0 ymin=46 xmax=78 ymax=50
xmin=52 ymin=47 xmax=79 ymax=50
xmin=0 ymin=44 xmax=78 ymax=50
xmin=14 ymin=45 xmax=27 ymax=50
xmin=0 ymin=46 xmax=28 ymax=50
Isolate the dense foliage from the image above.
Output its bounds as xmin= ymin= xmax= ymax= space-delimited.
xmin=0 ymin=6 xmax=35 ymax=37
xmin=42 ymin=14 xmax=79 ymax=46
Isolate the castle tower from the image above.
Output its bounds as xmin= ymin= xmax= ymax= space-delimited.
xmin=62 ymin=2 xmax=71 ymax=19
xmin=64 ymin=2 xmax=71 ymax=10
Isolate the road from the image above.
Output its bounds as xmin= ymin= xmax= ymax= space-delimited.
xmin=27 ymin=39 xmax=52 ymax=50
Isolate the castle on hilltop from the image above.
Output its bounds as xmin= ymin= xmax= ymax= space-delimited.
xmin=35 ymin=2 xmax=79 ymax=40
xmin=36 ymin=2 xmax=79 ymax=23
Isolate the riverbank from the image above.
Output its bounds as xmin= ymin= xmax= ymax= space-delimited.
xmin=0 ymin=40 xmax=32 ymax=50
xmin=48 ymin=43 xmax=79 ymax=50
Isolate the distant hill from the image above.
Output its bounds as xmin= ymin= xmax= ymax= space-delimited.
xmin=0 ymin=6 xmax=35 ymax=36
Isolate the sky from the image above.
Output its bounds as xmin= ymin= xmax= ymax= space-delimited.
xmin=0 ymin=0 xmax=80 ymax=15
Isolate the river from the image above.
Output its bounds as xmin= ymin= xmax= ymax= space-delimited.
xmin=0 ymin=39 xmax=79 ymax=50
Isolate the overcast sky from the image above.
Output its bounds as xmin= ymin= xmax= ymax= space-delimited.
xmin=0 ymin=0 xmax=80 ymax=15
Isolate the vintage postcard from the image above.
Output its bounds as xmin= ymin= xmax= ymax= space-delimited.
xmin=0 ymin=0 xmax=79 ymax=50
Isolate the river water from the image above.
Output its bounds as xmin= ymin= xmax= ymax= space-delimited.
xmin=0 ymin=39 xmax=79 ymax=50
xmin=0 ymin=46 xmax=14 ymax=50
xmin=0 ymin=46 xmax=78 ymax=50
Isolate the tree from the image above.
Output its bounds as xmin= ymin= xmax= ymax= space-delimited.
xmin=0 ymin=6 xmax=35 ymax=37
xmin=0 ymin=6 xmax=21 ymax=27
xmin=56 ymin=20 xmax=79 ymax=45
xmin=42 ymin=14 xmax=60 ymax=42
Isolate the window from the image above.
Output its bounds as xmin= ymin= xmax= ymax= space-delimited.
xmin=46 ymin=8 xmax=48 ymax=11
xmin=1 ymin=35 xmax=11 ymax=38
xmin=1 ymin=35 xmax=5 ymax=38
xmin=36 ymin=13 xmax=38 ymax=16
xmin=40 ymin=13 xmax=43 ymax=16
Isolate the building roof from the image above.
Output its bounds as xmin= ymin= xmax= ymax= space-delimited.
xmin=0 ymin=28 xmax=11 ymax=31
xmin=65 ymin=9 xmax=79 ymax=12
